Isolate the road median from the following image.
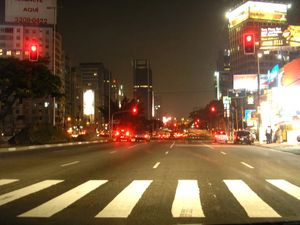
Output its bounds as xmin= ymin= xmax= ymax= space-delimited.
xmin=0 ymin=139 xmax=109 ymax=153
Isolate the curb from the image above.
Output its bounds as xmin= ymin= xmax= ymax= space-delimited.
xmin=0 ymin=139 xmax=109 ymax=153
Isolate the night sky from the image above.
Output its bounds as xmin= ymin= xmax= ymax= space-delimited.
xmin=1 ymin=0 xmax=300 ymax=118
xmin=57 ymin=0 xmax=237 ymax=118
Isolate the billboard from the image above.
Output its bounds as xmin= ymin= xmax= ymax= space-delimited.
xmin=233 ymin=74 xmax=268 ymax=91
xmin=5 ymin=0 xmax=56 ymax=25
xmin=83 ymin=90 xmax=95 ymax=116
xmin=260 ymin=26 xmax=300 ymax=49
xmin=228 ymin=1 xmax=288 ymax=28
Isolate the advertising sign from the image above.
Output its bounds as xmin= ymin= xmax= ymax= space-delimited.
xmin=260 ymin=26 xmax=300 ymax=49
xmin=245 ymin=109 xmax=256 ymax=127
xmin=249 ymin=2 xmax=287 ymax=22
xmin=5 ymin=0 xmax=56 ymax=25
xmin=228 ymin=1 xmax=288 ymax=28
xmin=83 ymin=90 xmax=95 ymax=116
xmin=283 ymin=26 xmax=300 ymax=47
xmin=233 ymin=74 xmax=269 ymax=91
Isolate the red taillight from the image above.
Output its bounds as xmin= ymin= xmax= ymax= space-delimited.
xmin=115 ymin=131 xmax=120 ymax=136
xmin=126 ymin=131 xmax=130 ymax=136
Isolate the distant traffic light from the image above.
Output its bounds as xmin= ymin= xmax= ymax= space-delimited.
xmin=243 ymin=33 xmax=255 ymax=55
xmin=29 ymin=44 xmax=38 ymax=61
xmin=131 ymin=106 xmax=138 ymax=115
xmin=210 ymin=106 xmax=216 ymax=112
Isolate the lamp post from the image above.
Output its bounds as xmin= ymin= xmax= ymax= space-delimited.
xmin=257 ymin=52 xmax=263 ymax=142
xmin=108 ymin=72 xmax=111 ymax=137
xmin=47 ymin=5 xmax=57 ymax=126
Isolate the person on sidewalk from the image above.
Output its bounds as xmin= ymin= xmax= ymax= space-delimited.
xmin=266 ymin=126 xmax=273 ymax=144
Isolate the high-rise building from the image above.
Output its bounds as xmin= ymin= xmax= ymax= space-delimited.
xmin=214 ymin=49 xmax=232 ymax=99
xmin=132 ymin=59 xmax=153 ymax=119
xmin=227 ymin=1 xmax=291 ymax=75
xmin=65 ymin=57 xmax=83 ymax=125
xmin=80 ymin=62 xmax=110 ymax=126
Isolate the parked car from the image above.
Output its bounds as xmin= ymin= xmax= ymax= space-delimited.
xmin=234 ymin=130 xmax=252 ymax=144
xmin=214 ymin=130 xmax=228 ymax=143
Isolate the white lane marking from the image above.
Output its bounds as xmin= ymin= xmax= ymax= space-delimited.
xmin=8 ymin=147 xmax=16 ymax=151
xmin=267 ymin=179 xmax=300 ymax=200
xmin=128 ymin=144 xmax=138 ymax=149
xmin=241 ymin=162 xmax=254 ymax=169
xmin=19 ymin=180 xmax=107 ymax=218
xmin=60 ymin=161 xmax=80 ymax=167
xmin=224 ymin=180 xmax=280 ymax=218
xmin=221 ymin=151 xmax=227 ymax=155
xmin=172 ymin=180 xmax=204 ymax=218
xmin=110 ymin=151 xmax=117 ymax=154
xmin=165 ymin=151 xmax=169 ymax=155
xmin=96 ymin=180 xmax=152 ymax=218
xmin=153 ymin=162 xmax=160 ymax=169
xmin=202 ymin=144 xmax=215 ymax=150
xmin=0 ymin=180 xmax=63 ymax=206
xmin=170 ymin=142 xmax=175 ymax=149
xmin=0 ymin=179 xmax=19 ymax=186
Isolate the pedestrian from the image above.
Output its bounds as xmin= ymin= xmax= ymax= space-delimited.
xmin=265 ymin=126 xmax=272 ymax=144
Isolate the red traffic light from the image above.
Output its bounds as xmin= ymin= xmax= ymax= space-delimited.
xmin=131 ymin=106 xmax=138 ymax=115
xmin=243 ymin=33 xmax=255 ymax=55
xmin=210 ymin=106 xmax=216 ymax=112
xmin=29 ymin=44 xmax=38 ymax=61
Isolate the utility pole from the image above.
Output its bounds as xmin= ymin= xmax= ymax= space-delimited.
xmin=47 ymin=3 xmax=57 ymax=126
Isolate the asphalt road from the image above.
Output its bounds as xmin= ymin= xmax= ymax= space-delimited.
xmin=1 ymin=140 xmax=300 ymax=225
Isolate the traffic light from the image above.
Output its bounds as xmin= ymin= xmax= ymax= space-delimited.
xmin=243 ymin=33 xmax=255 ymax=55
xmin=29 ymin=44 xmax=38 ymax=61
xmin=131 ymin=106 xmax=138 ymax=115
xmin=210 ymin=106 xmax=216 ymax=112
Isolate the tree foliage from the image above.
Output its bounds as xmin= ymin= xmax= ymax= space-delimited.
xmin=0 ymin=58 xmax=62 ymax=120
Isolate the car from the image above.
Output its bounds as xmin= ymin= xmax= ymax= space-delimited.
xmin=112 ymin=128 xmax=133 ymax=142
xmin=214 ymin=130 xmax=228 ymax=143
xmin=234 ymin=130 xmax=252 ymax=144
xmin=132 ymin=131 xmax=151 ymax=142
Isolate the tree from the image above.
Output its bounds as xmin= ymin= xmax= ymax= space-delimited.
xmin=0 ymin=58 xmax=62 ymax=121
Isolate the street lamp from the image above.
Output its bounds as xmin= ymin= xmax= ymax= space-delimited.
xmin=257 ymin=52 xmax=263 ymax=142
xmin=47 ymin=5 xmax=57 ymax=126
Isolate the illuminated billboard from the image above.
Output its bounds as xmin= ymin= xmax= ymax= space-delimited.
xmin=260 ymin=25 xmax=300 ymax=50
xmin=227 ymin=1 xmax=288 ymax=28
xmin=283 ymin=26 xmax=300 ymax=47
xmin=233 ymin=74 xmax=268 ymax=91
xmin=83 ymin=90 xmax=95 ymax=116
xmin=5 ymin=0 xmax=56 ymax=25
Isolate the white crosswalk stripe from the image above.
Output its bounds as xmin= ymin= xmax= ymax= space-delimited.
xmin=267 ymin=179 xmax=300 ymax=201
xmin=171 ymin=180 xmax=204 ymax=218
xmin=95 ymin=180 xmax=152 ymax=218
xmin=224 ymin=180 xmax=281 ymax=218
xmin=1 ymin=178 xmax=300 ymax=219
xmin=0 ymin=180 xmax=63 ymax=206
xmin=19 ymin=180 xmax=107 ymax=218
xmin=0 ymin=179 xmax=19 ymax=187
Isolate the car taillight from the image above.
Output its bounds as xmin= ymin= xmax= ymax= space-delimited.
xmin=144 ymin=134 xmax=148 ymax=138
xmin=115 ymin=131 xmax=120 ymax=136
xmin=126 ymin=131 xmax=130 ymax=136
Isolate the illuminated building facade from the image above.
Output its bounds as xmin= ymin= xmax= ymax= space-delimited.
xmin=132 ymin=59 xmax=153 ymax=120
xmin=227 ymin=1 xmax=291 ymax=75
xmin=79 ymin=63 xmax=105 ymax=125
xmin=214 ymin=49 xmax=232 ymax=100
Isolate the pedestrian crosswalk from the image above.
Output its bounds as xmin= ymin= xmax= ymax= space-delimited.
xmin=0 ymin=178 xmax=300 ymax=219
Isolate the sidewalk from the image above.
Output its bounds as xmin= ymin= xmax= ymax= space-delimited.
xmin=0 ymin=139 xmax=109 ymax=153
xmin=255 ymin=142 xmax=300 ymax=155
